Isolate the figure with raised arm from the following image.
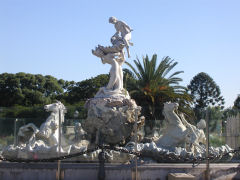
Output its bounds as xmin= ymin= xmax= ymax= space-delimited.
xmin=109 ymin=16 xmax=133 ymax=58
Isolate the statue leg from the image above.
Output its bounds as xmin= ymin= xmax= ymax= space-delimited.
xmin=123 ymin=35 xmax=131 ymax=58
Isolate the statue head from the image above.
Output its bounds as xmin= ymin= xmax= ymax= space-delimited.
xmin=44 ymin=101 xmax=67 ymax=114
xmin=109 ymin=16 xmax=117 ymax=24
xmin=197 ymin=119 xmax=206 ymax=129
xmin=163 ymin=102 xmax=179 ymax=111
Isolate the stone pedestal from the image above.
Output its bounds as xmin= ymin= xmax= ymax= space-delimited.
xmin=82 ymin=96 xmax=144 ymax=145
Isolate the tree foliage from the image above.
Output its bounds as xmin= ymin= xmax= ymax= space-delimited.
xmin=233 ymin=95 xmax=240 ymax=111
xmin=0 ymin=72 xmax=109 ymax=120
xmin=0 ymin=73 xmax=63 ymax=107
xmin=187 ymin=72 xmax=225 ymax=119
xmin=63 ymin=74 xmax=109 ymax=104
xmin=124 ymin=54 xmax=192 ymax=130
xmin=207 ymin=106 xmax=224 ymax=132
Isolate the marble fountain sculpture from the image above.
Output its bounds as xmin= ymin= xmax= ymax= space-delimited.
xmin=2 ymin=101 xmax=88 ymax=159
xmin=125 ymin=102 xmax=232 ymax=162
xmin=1 ymin=17 xmax=142 ymax=162
xmin=1 ymin=17 xmax=233 ymax=163
xmin=84 ymin=16 xmax=144 ymax=145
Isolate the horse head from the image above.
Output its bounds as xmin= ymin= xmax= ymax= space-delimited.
xmin=44 ymin=101 xmax=67 ymax=114
xmin=163 ymin=102 xmax=179 ymax=112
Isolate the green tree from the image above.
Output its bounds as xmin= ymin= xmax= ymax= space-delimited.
xmin=0 ymin=73 xmax=64 ymax=106
xmin=187 ymin=72 xmax=225 ymax=120
xmin=64 ymin=74 xmax=109 ymax=104
xmin=233 ymin=95 xmax=240 ymax=111
xmin=206 ymin=106 xmax=224 ymax=132
xmin=124 ymin=54 xmax=192 ymax=132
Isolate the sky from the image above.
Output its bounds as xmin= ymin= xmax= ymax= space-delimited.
xmin=0 ymin=0 xmax=239 ymax=108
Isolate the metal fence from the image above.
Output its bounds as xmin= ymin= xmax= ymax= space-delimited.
xmin=225 ymin=113 xmax=240 ymax=149
xmin=0 ymin=118 xmax=84 ymax=150
xmin=0 ymin=113 xmax=240 ymax=180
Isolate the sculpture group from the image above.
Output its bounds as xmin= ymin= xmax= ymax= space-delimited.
xmin=92 ymin=16 xmax=133 ymax=98
xmin=1 ymin=17 xmax=233 ymax=162
xmin=156 ymin=102 xmax=207 ymax=155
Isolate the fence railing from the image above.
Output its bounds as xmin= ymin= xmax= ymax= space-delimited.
xmin=226 ymin=113 xmax=240 ymax=149
xmin=0 ymin=118 xmax=84 ymax=150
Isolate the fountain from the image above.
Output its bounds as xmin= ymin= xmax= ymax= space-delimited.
xmin=0 ymin=16 xmax=237 ymax=180
xmin=2 ymin=16 xmax=233 ymax=162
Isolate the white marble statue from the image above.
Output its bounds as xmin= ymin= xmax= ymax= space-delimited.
xmin=74 ymin=122 xmax=87 ymax=140
xmin=109 ymin=16 xmax=133 ymax=58
xmin=2 ymin=101 xmax=93 ymax=159
xmin=125 ymin=102 xmax=232 ymax=161
xmin=155 ymin=102 xmax=188 ymax=148
xmin=155 ymin=102 xmax=207 ymax=155
xmin=180 ymin=114 xmax=206 ymax=154
xmin=94 ymin=52 xmax=123 ymax=97
xmin=92 ymin=18 xmax=132 ymax=98
xmin=18 ymin=101 xmax=67 ymax=147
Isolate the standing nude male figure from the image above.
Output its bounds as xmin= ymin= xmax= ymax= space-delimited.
xmin=109 ymin=16 xmax=133 ymax=58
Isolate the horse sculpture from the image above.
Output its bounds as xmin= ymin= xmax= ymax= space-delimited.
xmin=18 ymin=101 xmax=67 ymax=147
xmin=2 ymin=101 xmax=91 ymax=159
xmin=155 ymin=102 xmax=187 ymax=148
xmin=155 ymin=102 xmax=208 ymax=155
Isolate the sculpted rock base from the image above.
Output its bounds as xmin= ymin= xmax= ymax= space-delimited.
xmin=125 ymin=141 xmax=233 ymax=162
xmin=82 ymin=95 xmax=144 ymax=145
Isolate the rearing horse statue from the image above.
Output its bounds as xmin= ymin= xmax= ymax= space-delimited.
xmin=155 ymin=102 xmax=188 ymax=148
xmin=18 ymin=101 xmax=67 ymax=147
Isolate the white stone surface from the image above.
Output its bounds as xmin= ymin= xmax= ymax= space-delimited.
xmin=109 ymin=16 xmax=133 ymax=58
xmin=2 ymin=101 xmax=89 ymax=159
xmin=124 ymin=102 xmax=233 ymax=161
xmin=155 ymin=102 xmax=188 ymax=148
xmin=18 ymin=101 xmax=67 ymax=147
xmin=155 ymin=102 xmax=207 ymax=155
xmin=82 ymin=96 xmax=144 ymax=145
xmin=92 ymin=17 xmax=133 ymax=98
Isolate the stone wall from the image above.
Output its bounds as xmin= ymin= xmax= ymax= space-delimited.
xmin=0 ymin=162 xmax=240 ymax=180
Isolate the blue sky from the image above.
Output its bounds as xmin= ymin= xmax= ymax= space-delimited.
xmin=0 ymin=0 xmax=239 ymax=107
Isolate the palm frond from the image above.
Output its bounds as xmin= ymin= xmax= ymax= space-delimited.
xmin=124 ymin=54 xmax=193 ymax=120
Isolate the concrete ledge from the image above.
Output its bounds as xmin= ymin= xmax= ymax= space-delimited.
xmin=168 ymin=173 xmax=195 ymax=180
xmin=0 ymin=162 xmax=239 ymax=180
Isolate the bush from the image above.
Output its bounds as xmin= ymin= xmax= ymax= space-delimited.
xmin=0 ymin=135 xmax=14 ymax=149
xmin=0 ymin=105 xmax=47 ymax=118
xmin=209 ymin=134 xmax=225 ymax=147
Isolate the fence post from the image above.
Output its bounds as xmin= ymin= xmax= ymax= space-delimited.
xmin=134 ymin=109 xmax=138 ymax=180
xmin=205 ymin=109 xmax=210 ymax=180
xmin=14 ymin=118 xmax=18 ymax=146
xmin=57 ymin=109 xmax=62 ymax=180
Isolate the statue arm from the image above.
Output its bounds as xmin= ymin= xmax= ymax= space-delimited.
xmin=125 ymin=24 xmax=132 ymax=32
xmin=114 ymin=29 xmax=120 ymax=36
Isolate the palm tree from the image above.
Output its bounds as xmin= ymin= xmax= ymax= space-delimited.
xmin=124 ymin=54 xmax=192 ymax=133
